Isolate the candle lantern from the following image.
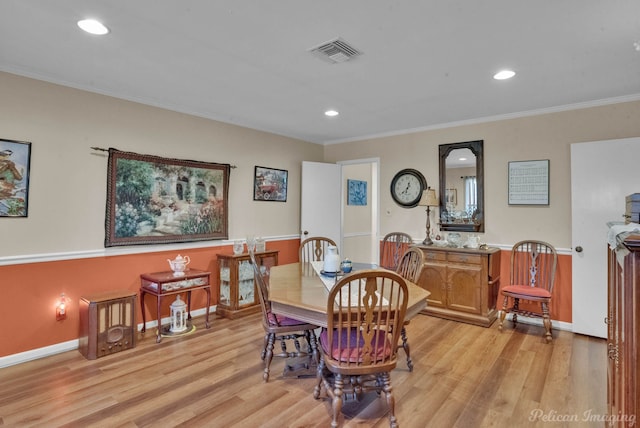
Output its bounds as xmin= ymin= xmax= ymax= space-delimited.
xmin=170 ymin=295 xmax=188 ymax=333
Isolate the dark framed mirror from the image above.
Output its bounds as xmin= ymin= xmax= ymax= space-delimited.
xmin=438 ymin=140 xmax=484 ymax=232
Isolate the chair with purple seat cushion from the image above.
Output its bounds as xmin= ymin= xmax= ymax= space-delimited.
xmin=299 ymin=236 xmax=337 ymax=263
xmin=498 ymin=240 xmax=558 ymax=343
xmin=394 ymin=246 xmax=424 ymax=371
xmin=313 ymin=269 xmax=408 ymax=428
xmin=249 ymin=250 xmax=320 ymax=382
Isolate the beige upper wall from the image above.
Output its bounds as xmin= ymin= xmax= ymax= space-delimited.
xmin=0 ymin=72 xmax=323 ymax=257
xmin=324 ymin=100 xmax=640 ymax=249
xmin=2 ymin=71 xmax=639 ymax=257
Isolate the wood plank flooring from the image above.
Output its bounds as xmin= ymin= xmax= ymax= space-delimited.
xmin=0 ymin=313 xmax=607 ymax=427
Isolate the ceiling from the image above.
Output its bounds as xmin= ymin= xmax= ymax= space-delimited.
xmin=1 ymin=1 xmax=639 ymax=145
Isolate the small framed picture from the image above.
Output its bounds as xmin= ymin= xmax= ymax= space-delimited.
xmin=508 ymin=159 xmax=550 ymax=205
xmin=254 ymin=166 xmax=288 ymax=202
xmin=0 ymin=138 xmax=32 ymax=217
xmin=347 ymin=179 xmax=367 ymax=206
xmin=445 ymin=188 xmax=457 ymax=206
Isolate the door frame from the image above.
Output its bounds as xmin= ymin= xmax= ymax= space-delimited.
xmin=338 ymin=158 xmax=380 ymax=264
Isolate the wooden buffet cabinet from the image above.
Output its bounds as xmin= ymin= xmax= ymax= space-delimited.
xmin=216 ymin=250 xmax=279 ymax=319
xmin=607 ymin=233 xmax=640 ymax=425
xmin=415 ymin=245 xmax=501 ymax=327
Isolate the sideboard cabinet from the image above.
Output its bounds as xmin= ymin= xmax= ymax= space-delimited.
xmin=216 ymin=250 xmax=279 ymax=319
xmin=415 ymin=245 xmax=501 ymax=327
xmin=607 ymin=233 xmax=640 ymax=425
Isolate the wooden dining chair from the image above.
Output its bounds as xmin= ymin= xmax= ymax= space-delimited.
xmin=313 ymin=269 xmax=408 ymax=428
xmin=380 ymin=232 xmax=413 ymax=270
xmin=249 ymin=250 xmax=320 ymax=382
xmin=498 ymin=240 xmax=558 ymax=343
xmin=395 ymin=246 xmax=424 ymax=371
xmin=299 ymin=236 xmax=337 ymax=263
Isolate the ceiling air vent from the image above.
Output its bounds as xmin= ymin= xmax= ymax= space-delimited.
xmin=309 ymin=38 xmax=362 ymax=64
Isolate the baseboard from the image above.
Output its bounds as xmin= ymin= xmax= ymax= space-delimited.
xmin=0 ymin=309 xmax=573 ymax=369
xmin=501 ymin=313 xmax=573 ymax=332
xmin=0 ymin=306 xmax=216 ymax=369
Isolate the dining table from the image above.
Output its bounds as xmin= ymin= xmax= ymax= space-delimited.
xmin=269 ymin=261 xmax=430 ymax=328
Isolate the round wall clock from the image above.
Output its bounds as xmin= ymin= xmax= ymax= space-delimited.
xmin=390 ymin=168 xmax=427 ymax=208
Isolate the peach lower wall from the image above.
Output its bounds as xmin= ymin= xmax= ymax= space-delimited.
xmin=0 ymin=239 xmax=301 ymax=358
xmin=0 ymin=241 xmax=571 ymax=358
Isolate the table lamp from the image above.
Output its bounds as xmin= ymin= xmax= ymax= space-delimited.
xmin=418 ymin=188 xmax=439 ymax=245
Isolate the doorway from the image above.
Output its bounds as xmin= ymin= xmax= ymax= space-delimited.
xmin=300 ymin=159 xmax=379 ymax=264
xmin=339 ymin=159 xmax=380 ymax=264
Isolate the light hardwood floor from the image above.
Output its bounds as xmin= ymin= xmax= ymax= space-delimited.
xmin=0 ymin=312 xmax=607 ymax=427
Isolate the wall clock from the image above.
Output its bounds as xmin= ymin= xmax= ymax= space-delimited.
xmin=390 ymin=168 xmax=427 ymax=208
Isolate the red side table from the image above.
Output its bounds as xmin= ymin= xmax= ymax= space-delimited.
xmin=140 ymin=269 xmax=211 ymax=342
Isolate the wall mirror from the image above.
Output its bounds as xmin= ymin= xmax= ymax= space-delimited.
xmin=438 ymin=140 xmax=484 ymax=233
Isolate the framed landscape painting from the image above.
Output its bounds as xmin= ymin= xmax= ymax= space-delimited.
xmin=104 ymin=149 xmax=230 ymax=247
xmin=0 ymin=138 xmax=31 ymax=217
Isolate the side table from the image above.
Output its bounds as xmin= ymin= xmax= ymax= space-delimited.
xmin=140 ymin=269 xmax=212 ymax=343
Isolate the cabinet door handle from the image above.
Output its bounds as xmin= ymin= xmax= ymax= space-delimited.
xmin=608 ymin=343 xmax=619 ymax=366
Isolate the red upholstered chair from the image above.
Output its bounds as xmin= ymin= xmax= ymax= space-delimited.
xmin=313 ymin=269 xmax=408 ymax=428
xmin=249 ymin=250 xmax=320 ymax=382
xmin=380 ymin=232 xmax=413 ymax=270
xmin=498 ymin=240 xmax=558 ymax=343
xmin=394 ymin=246 xmax=424 ymax=371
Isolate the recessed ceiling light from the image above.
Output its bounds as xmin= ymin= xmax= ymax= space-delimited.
xmin=325 ymin=110 xmax=339 ymax=117
xmin=493 ymin=70 xmax=516 ymax=80
xmin=77 ymin=19 xmax=109 ymax=35
xmin=459 ymin=157 xmax=467 ymax=161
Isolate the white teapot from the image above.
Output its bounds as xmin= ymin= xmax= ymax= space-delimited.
xmin=168 ymin=254 xmax=190 ymax=276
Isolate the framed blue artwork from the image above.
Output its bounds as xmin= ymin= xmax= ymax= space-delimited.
xmin=347 ymin=179 xmax=367 ymax=206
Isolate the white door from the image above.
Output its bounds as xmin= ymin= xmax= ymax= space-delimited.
xmin=301 ymin=161 xmax=341 ymax=245
xmin=571 ymin=137 xmax=640 ymax=338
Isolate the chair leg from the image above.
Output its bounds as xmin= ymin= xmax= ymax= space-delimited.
xmin=313 ymin=357 xmax=325 ymax=399
xmin=512 ymin=298 xmax=519 ymax=325
xmin=380 ymin=372 xmax=398 ymax=428
xmin=542 ymin=302 xmax=553 ymax=343
xmin=263 ymin=332 xmax=275 ymax=382
xmin=400 ymin=326 xmax=413 ymax=372
xmin=498 ymin=296 xmax=509 ymax=331
xmin=331 ymin=374 xmax=344 ymax=428
xmin=261 ymin=333 xmax=269 ymax=361
xmin=307 ymin=329 xmax=320 ymax=364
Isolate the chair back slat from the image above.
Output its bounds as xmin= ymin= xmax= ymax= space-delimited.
xmin=325 ymin=269 xmax=408 ymax=369
xmin=299 ymin=237 xmax=337 ymax=263
xmin=249 ymin=250 xmax=277 ymax=327
xmin=510 ymin=240 xmax=558 ymax=293
xmin=380 ymin=232 xmax=413 ymax=270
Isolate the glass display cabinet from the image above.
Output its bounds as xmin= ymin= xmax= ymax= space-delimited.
xmin=216 ymin=250 xmax=279 ymax=319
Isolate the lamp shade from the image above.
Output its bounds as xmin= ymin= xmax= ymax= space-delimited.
xmin=418 ymin=188 xmax=439 ymax=207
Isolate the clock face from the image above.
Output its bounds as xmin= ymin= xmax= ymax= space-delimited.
xmin=390 ymin=169 xmax=426 ymax=207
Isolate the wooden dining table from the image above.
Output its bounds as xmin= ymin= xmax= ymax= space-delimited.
xmin=269 ymin=262 xmax=430 ymax=327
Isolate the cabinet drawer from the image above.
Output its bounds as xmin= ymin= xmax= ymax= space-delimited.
xmin=422 ymin=251 xmax=447 ymax=262
xmin=447 ymin=253 xmax=482 ymax=264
